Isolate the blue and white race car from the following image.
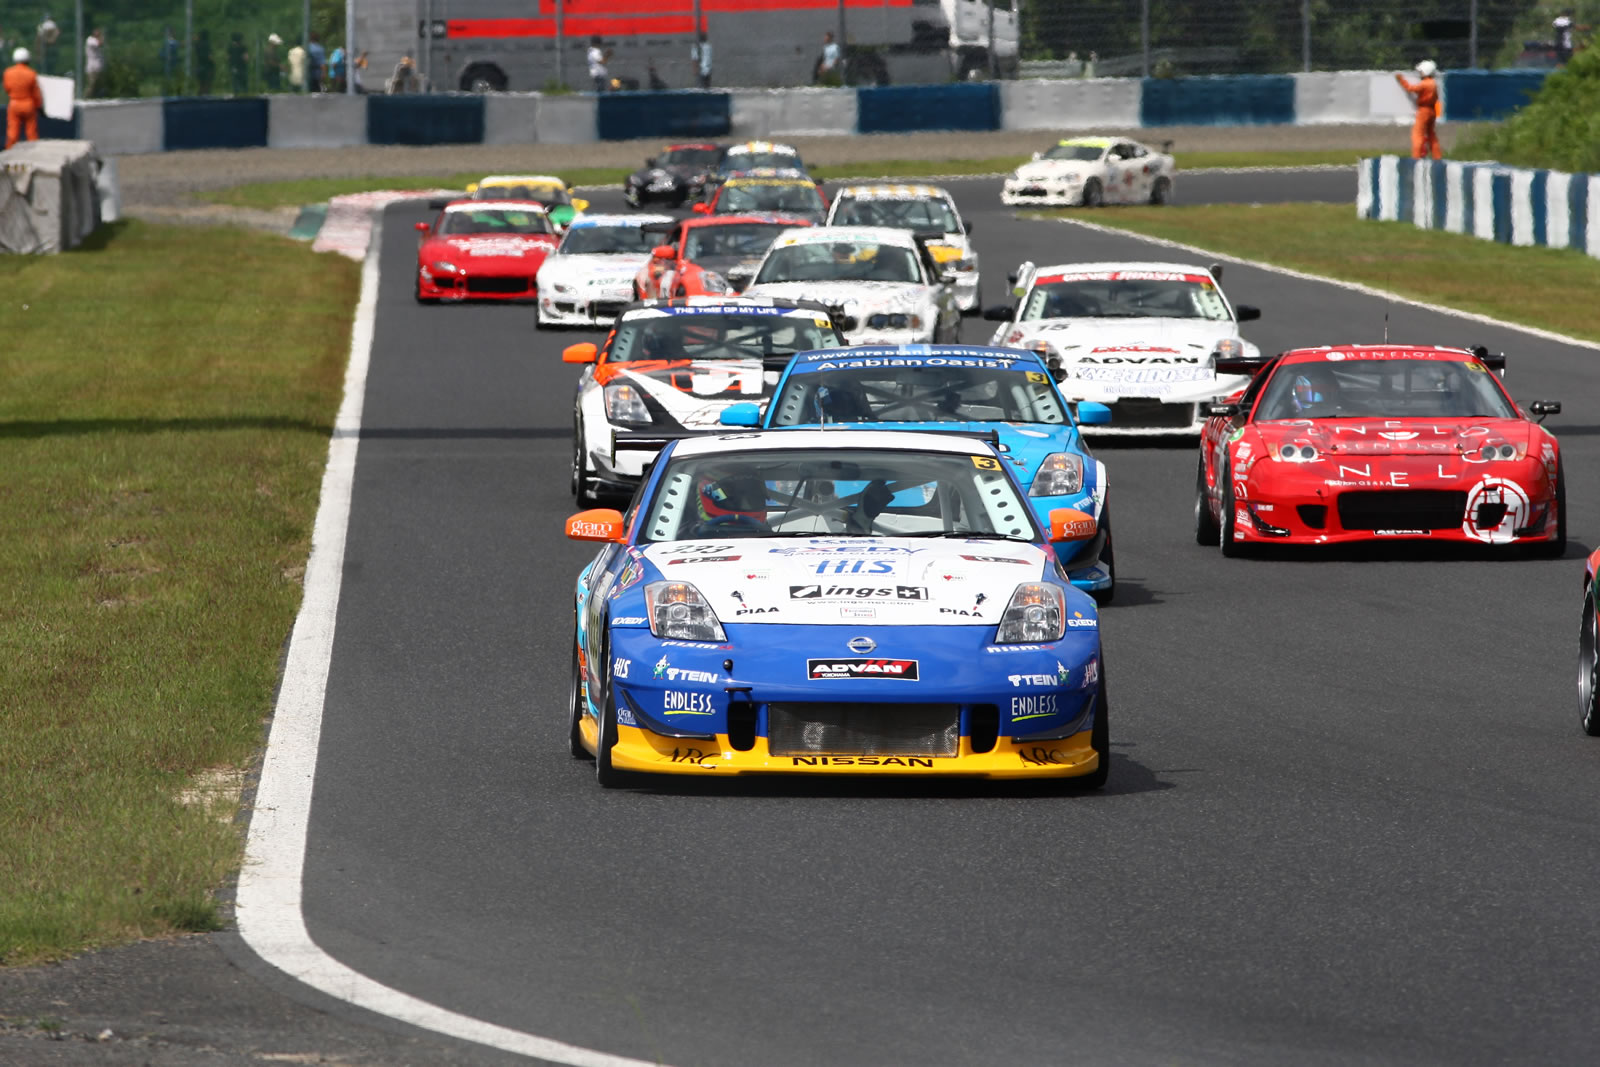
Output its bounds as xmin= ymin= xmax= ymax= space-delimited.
xmin=564 ymin=430 xmax=1109 ymax=788
xmin=719 ymin=345 xmax=1116 ymax=602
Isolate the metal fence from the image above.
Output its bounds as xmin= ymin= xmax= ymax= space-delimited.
xmin=0 ymin=0 xmax=1587 ymax=99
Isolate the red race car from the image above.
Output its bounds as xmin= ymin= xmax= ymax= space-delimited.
xmin=634 ymin=214 xmax=814 ymax=300
xmin=691 ymin=168 xmax=828 ymax=224
xmin=1195 ymin=344 xmax=1564 ymax=555
xmin=413 ymin=199 xmax=559 ymax=303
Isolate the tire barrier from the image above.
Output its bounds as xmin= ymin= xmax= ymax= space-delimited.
xmin=1358 ymin=155 xmax=1600 ymax=258
xmin=366 ymin=94 xmax=486 ymax=146
xmin=857 ymin=83 xmax=1001 ymax=133
xmin=1140 ymin=75 xmax=1296 ymax=126
xmin=162 ymin=97 xmax=269 ymax=151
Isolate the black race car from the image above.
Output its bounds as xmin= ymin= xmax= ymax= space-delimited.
xmin=623 ymin=143 xmax=725 ymax=209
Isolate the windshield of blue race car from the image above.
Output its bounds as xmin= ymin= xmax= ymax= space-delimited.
xmin=770 ymin=365 xmax=1068 ymax=426
xmin=558 ymin=225 xmax=658 ymax=254
xmin=1256 ymin=357 xmax=1518 ymax=421
xmin=608 ymin=312 xmax=842 ymax=362
xmin=1021 ymin=272 xmax=1232 ymax=321
xmin=718 ymin=181 xmax=824 ymax=215
xmin=1043 ymin=144 xmax=1106 ymax=162
xmin=684 ymin=223 xmax=791 ymax=262
xmin=437 ymin=209 xmax=554 ymax=236
xmin=832 ymin=196 xmax=959 ymax=232
xmin=639 ymin=448 xmax=1038 ymax=542
xmin=755 ymin=240 xmax=922 ymax=284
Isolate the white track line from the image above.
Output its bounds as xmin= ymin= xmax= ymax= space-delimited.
xmin=235 ymin=215 xmax=664 ymax=1067
xmin=1057 ymin=216 xmax=1600 ymax=353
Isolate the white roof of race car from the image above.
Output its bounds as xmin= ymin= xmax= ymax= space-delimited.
xmin=1029 ymin=261 xmax=1218 ymax=280
xmin=670 ymin=429 xmax=999 ymax=459
xmin=565 ymin=213 xmax=673 ymax=228
xmin=726 ymin=141 xmax=797 ymax=155
xmin=833 ymin=183 xmax=953 ymax=201
xmin=443 ymin=200 xmax=548 ymax=214
xmin=478 ymin=174 xmax=566 ymax=186
xmin=773 ymin=225 xmax=920 ymax=248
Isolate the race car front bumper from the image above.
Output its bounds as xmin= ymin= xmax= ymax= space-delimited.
xmin=1001 ymin=181 xmax=1084 ymax=207
xmin=1076 ymin=398 xmax=1205 ymax=436
xmin=418 ymin=266 xmax=538 ymax=301
xmin=538 ymin=288 xmax=634 ymax=327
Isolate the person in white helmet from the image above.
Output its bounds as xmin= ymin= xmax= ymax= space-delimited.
xmin=1395 ymin=59 xmax=1441 ymax=160
xmin=4 ymin=46 xmax=43 ymax=148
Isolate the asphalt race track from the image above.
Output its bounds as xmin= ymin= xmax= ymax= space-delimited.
xmin=281 ymin=169 xmax=1600 ymax=1065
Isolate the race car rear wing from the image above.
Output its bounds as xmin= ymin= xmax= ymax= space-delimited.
xmin=1214 ymin=352 xmax=1281 ymax=376
xmin=1468 ymin=345 xmax=1507 ymax=374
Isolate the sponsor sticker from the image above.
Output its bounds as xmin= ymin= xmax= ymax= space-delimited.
xmin=662 ymin=690 xmax=715 ymax=715
xmin=789 ymin=584 xmax=928 ymax=600
xmin=790 ymin=755 xmax=936 ymax=767
xmin=971 ymin=456 xmax=1001 ymax=471
xmin=1010 ymin=694 xmax=1061 ymax=721
xmin=806 ymin=658 xmax=919 ymax=680
xmin=668 ymin=555 xmax=740 ymax=565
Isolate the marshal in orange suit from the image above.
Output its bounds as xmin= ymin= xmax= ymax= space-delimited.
xmin=1395 ymin=59 xmax=1443 ymax=160
xmin=4 ymin=47 xmax=45 ymax=149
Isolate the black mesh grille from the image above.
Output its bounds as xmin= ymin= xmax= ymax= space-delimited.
xmin=1103 ymin=398 xmax=1198 ymax=429
xmin=1297 ymin=504 xmax=1328 ymax=529
xmin=1337 ymin=490 xmax=1468 ymax=531
xmin=592 ymin=301 xmax=626 ymax=320
xmin=768 ymin=703 xmax=960 ymax=758
xmin=466 ymin=276 xmax=531 ymax=294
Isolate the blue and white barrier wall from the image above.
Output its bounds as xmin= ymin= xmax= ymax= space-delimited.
xmin=1359 ymin=155 xmax=1600 ymax=259
xmin=40 ymin=68 xmax=1550 ymax=155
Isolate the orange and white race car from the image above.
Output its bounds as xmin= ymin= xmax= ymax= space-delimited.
xmin=634 ymin=214 xmax=814 ymax=301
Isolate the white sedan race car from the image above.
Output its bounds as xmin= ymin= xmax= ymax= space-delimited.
xmin=743 ymin=226 xmax=961 ymax=346
xmin=826 ymin=183 xmax=981 ymax=313
xmin=986 ymin=262 xmax=1262 ymax=435
xmin=535 ymin=214 xmax=674 ymax=328
xmin=1001 ymin=137 xmax=1176 ymax=208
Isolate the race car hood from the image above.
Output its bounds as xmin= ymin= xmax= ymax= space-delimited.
xmin=1001 ymin=319 xmax=1250 ymax=402
xmin=541 ymin=252 xmax=655 ymax=283
xmin=1010 ymin=159 xmax=1098 ymax=182
xmin=423 ymin=234 xmax=557 ymax=267
xmin=1249 ymin=417 xmax=1536 ymax=458
xmin=746 ymin=280 xmax=935 ymax=316
xmin=1004 ymin=317 xmax=1241 ymax=353
xmin=600 ymin=358 xmax=778 ymax=430
xmin=634 ymin=537 xmax=1061 ymax=626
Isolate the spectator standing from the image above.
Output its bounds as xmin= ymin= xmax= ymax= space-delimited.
xmin=1395 ymin=59 xmax=1441 ymax=160
xmin=160 ymin=26 xmax=180 ymax=91
xmin=4 ymin=46 xmax=42 ymax=148
xmin=195 ymin=30 xmax=215 ymax=95
xmin=329 ymin=44 xmax=346 ymax=92
xmin=83 ymin=26 xmax=103 ymax=97
xmin=352 ymin=51 xmax=367 ymax=93
xmin=1083 ymin=50 xmax=1097 ymax=78
xmin=264 ymin=33 xmax=282 ymax=91
xmin=287 ymin=39 xmax=306 ymax=92
xmin=306 ymin=33 xmax=325 ymax=92
xmin=814 ymin=30 xmax=840 ymax=83
xmin=226 ymin=32 xmax=249 ymax=95
xmin=690 ymin=31 xmax=712 ymax=89
xmin=388 ymin=53 xmax=421 ymax=93
xmin=587 ymin=35 xmax=609 ymax=92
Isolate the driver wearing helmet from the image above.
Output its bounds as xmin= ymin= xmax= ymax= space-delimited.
xmin=695 ymin=471 xmax=770 ymax=533
xmin=1288 ymin=365 xmax=1341 ymax=415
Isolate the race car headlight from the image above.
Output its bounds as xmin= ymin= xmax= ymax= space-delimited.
xmin=1214 ymin=338 xmax=1243 ymax=360
xmin=644 ymin=581 xmax=727 ymax=642
xmin=995 ymin=583 xmax=1067 ymax=645
xmin=1029 ymin=340 xmax=1052 ymax=358
xmin=431 ymin=261 xmax=459 ymax=274
xmin=549 ymin=281 xmax=574 ymax=294
xmin=604 ymin=383 xmax=651 ymax=427
xmin=699 ymin=271 xmax=734 ymax=294
xmin=1030 ymin=453 xmax=1085 ymax=497
xmin=1477 ymin=442 xmax=1523 ymax=461
xmin=867 ymin=312 xmax=911 ymax=329
xmin=1273 ymin=443 xmax=1319 ymax=462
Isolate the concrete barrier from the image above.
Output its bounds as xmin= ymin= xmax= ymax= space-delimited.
xmin=729 ymin=88 xmax=855 ymax=139
xmin=534 ymin=94 xmax=599 ymax=144
xmin=858 ymin=83 xmax=1000 ymax=134
xmin=1360 ymin=154 xmax=1598 ymax=258
xmin=1441 ymin=69 xmax=1549 ymax=121
xmin=483 ymin=93 xmax=542 ymax=145
xmin=268 ymin=94 xmax=367 ymax=149
xmin=79 ymin=99 xmax=162 ymax=154
xmin=596 ymin=91 xmax=732 ymax=141
xmin=1291 ymin=71 xmax=1372 ymax=124
xmin=367 ymin=94 xmax=486 ymax=146
xmin=1000 ymin=78 xmax=1141 ymax=130
xmin=163 ymin=97 xmax=270 ymax=150
xmin=1141 ymin=75 xmax=1296 ymax=126
xmin=0 ymin=139 xmax=101 ymax=253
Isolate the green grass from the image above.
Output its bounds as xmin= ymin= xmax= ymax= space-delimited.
xmin=202 ymin=150 xmax=1360 ymax=210
xmin=0 ymin=221 xmax=357 ymax=965
xmin=1050 ymin=203 xmax=1600 ymax=344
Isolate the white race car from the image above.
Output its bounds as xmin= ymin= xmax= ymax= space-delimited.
xmin=743 ymin=226 xmax=961 ymax=346
xmin=564 ymin=297 xmax=847 ymax=506
xmin=984 ymin=261 xmax=1262 ymax=435
xmin=1001 ymin=137 xmax=1176 ymax=208
xmin=826 ymin=183 xmax=981 ymax=313
xmin=535 ymin=214 xmax=674 ymax=329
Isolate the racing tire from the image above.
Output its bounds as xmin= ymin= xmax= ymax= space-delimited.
xmin=1530 ymin=462 xmax=1567 ymax=559
xmin=1218 ymin=470 xmax=1243 ymax=558
xmin=568 ymin=636 xmax=594 ymax=759
xmin=1194 ymin=458 xmax=1220 ymax=546
xmin=1149 ymin=177 xmax=1172 ymax=205
xmin=1582 ymin=588 xmax=1600 ymax=736
xmin=594 ymin=647 xmax=636 ymax=788
xmin=1081 ymin=180 xmax=1104 ymax=208
xmin=1092 ymin=502 xmax=1116 ymax=605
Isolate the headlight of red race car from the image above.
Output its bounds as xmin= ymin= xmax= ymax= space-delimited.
xmin=430 ymin=261 xmax=459 ymax=275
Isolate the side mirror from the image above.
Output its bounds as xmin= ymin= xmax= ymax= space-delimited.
xmin=1235 ymin=305 xmax=1261 ymax=322
xmin=1048 ymin=508 xmax=1097 ymax=543
xmin=465 ymin=183 xmax=479 ymax=194
xmin=1075 ymin=402 xmax=1112 ymax=426
xmin=562 ymin=342 xmax=599 ymax=364
xmin=566 ymin=508 xmax=627 ymax=543
xmin=692 ymin=202 xmax=712 ymax=214
xmin=1205 ymin=402 xmax=1240 ymax=418
xmin=1529 ymin=400 xmax=1561 ymax=423
xmin=572 ymin=198 xmax=590 ymax=212
xmin=982 ymin=305 xmax=1013 ymax=321
xmin=652 ymin=244 xmax=676 ymax=260
xmin=645 ymin=156 xmax=657 ymax=166
xmin=1031 ymin=151 xmax=1041 ymax=161
xmin=719 ymin=402 xmax=761 ymax=427
xmin=962 ymin=216 xmax=974 ymax=235
xmin=938 ymin=269 xmax=960 ymax=286
xmin=1208 ymin=262 xmax=1224 ymax=281
xmin=414 ymin=221 xmax=430 ymax=234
